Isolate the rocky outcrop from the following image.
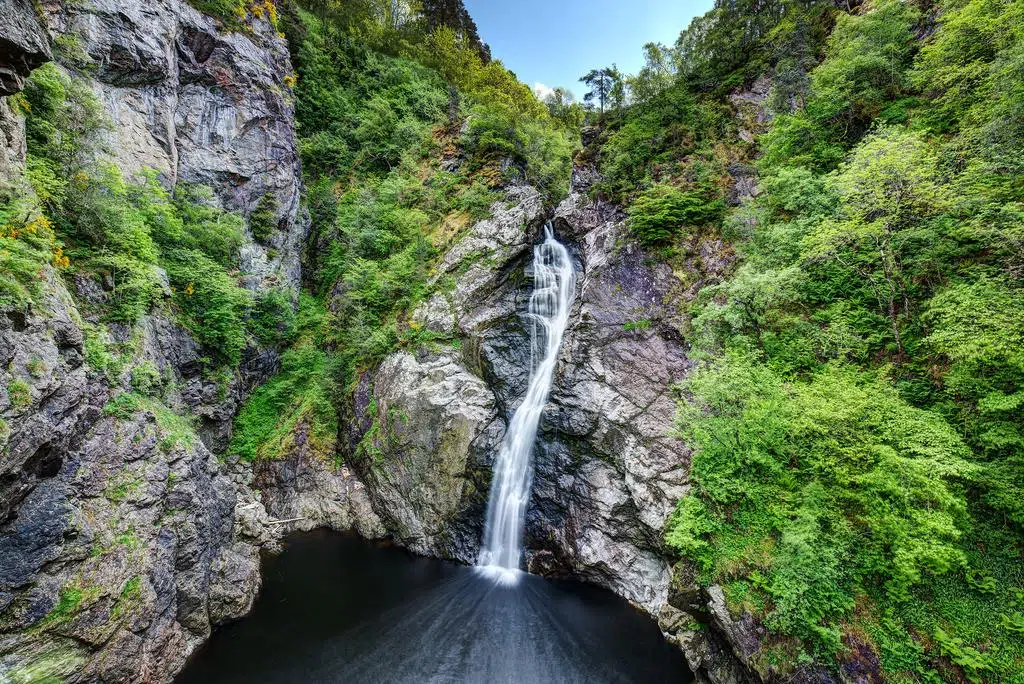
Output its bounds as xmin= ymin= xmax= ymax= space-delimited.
xmin=0 ymin=272 xmax=280 ymax=683
xmin=44 ymin=0 xmax=306 ymax=290
xmin=0 ymin=4 xmax=301 ymax=682
xmin=0 ymin=0 xmax=51 ymax=96
xmin=349 ymin=350 xmax=504 ymax=562
xmin=252 ymin=440 xmax=386 ymax=540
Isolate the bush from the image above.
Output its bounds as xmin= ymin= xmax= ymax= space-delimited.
xmin=0 ymin=201 xmax=59 ymax=311
xmin=248 ymin=192 xmax=279 ymax=243
xmin=669 ymin=356 xmax=974 ymax=655
xmin=627 ymin=184 xmax=725 ymax=245
xmin=163 ymin=249 xmax=251 ymax=364
xmin=248 ymin=288 xmax=298 ymax=346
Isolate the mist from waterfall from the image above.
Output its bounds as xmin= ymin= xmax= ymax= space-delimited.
xmin=477 ymin=223 xmax=576 ymax=584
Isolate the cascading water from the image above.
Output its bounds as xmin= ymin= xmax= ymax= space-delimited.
xmin=477 ymin=223 xmax=576 ymax=584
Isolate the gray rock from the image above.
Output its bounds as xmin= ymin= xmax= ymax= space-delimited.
xmin=351 ymin=349 xmax=504 ymax=562
xmin=44 ymin=0 xmax=307 ymax=292
xmin=0 ymin=0 xmax=51 ymax=96
xmin=253 ymin=436 xmax=387 ymax=540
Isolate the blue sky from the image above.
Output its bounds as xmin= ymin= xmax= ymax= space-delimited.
xmin=462 ymin=0 xmax=715 ymax=100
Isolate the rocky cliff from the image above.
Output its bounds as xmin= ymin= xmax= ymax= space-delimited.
xmin=0 ymin=2 xmax=300 ymax=681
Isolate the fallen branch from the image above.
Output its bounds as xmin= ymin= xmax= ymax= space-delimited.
xmin=267 ymin=517 xmax=306 ymax=525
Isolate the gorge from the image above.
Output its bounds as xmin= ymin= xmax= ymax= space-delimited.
xmin=1 ymin=0 xmax=1023 ymax=682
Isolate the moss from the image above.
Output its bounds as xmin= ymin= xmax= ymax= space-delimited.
xmin=622 ymin=318 xmax=652 ymax=332
xmin=103 ymin=392 xmax=197 ymax=453
xmin=104 ymin=473 xmax=142 ymax=503
xmin=41 ymin=586 xmax=83 ymax=626
xmin=5 ymin=642 xmax=87 ymax=684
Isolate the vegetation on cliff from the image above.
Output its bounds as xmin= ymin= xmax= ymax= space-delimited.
xmin=228 ymin=0 xmax=576 ymax=462
xmin=575 ymin=0 xmax=1024 ymax=678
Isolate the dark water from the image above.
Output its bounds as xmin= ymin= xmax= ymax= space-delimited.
xmin=178 ymin=530 xmax=693 ymax=683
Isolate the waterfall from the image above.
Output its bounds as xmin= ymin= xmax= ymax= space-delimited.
xmin=477 ymin=223 xmax=576 ymax=584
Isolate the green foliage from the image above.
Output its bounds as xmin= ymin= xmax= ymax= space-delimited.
xmin=163 ymin=250 xmax=250 ymax=364
xmin=410 ymin=25 xmax=574 ymax=196
xmin=760 ymin=0 xmax=921 ymax=171
xmin=248 ymin=288 xmax=298 ymax=346
xmin=6 ymin=379 xmax=32 ymax=411
xmin=230 ymin=294 xmax=338 ymax=461
xmin=18 ymin=63 xmax=255 ymax=366
xmin=627 ymin=184 xmax=725 ymax=245
xmin=596 ymin=83 xmax=730 ymax=202
xmin=622 ymin=319 xmax=652 ymax=332
xmin=248 ymin=192 xmax=280 ymax=243
xmin=292 ymin=12 xmax=449 ymax=178
xmin=130 ymin=361 xmax=163 ymax=397
xmin=669 ymin=356 xmax=974 ymax=655
xmin=0 ymin=201 xmax=57 ymax=311
xmin=103 ymin=392 xmax=197 ymax=453
xmin=153 ymin=182 xmax=246 ymax=267
xmin=655 ymin=0 xmax=1024 ymax=675
xmin=82 ymin=324 xmax=128 ymax=381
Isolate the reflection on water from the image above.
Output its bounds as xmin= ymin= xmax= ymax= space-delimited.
xmin=177 ymin=530 xmax=693 ymax=684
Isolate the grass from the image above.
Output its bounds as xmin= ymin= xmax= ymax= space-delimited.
xmin=7 ymin=379 xmax=32 ymax=411
xmin=102 ymin=392 xmax=197 ymax=453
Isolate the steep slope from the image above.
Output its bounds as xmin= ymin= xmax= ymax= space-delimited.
xmin=0 ymin=2 xmax=302 ymax=680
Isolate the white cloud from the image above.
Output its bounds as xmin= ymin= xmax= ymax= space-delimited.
xmin=533 ymin=82 xmax=555 ymax=101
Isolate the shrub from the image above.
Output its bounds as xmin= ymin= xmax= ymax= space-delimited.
xmin=230 ymin=295 xmax=338 ymax=461
xmin=7 ymin=379 xmax=32 ymax=411
xmin=669 ymin=356 xmax=974 ymax=655
xmin=130 ymin=361 xmax=163 ymax=396
xmin=248 ymin=288 xmax=298 ymax=346
xmin=627 ymin=184 xmax=725 ymax=245
xmin=163 ymin=249 xmax=251 ymax=365
xmin=0 ymin=202 xmax=57 ymax=311
xmin=248 ymin=192 xmax=279 ymax=243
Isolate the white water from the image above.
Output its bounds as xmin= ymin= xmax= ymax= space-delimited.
xmin=477 ymin=223 xmax=576 ymax=585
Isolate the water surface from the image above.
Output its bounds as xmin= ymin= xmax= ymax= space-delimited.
xmin=178 ymin=530 xmax=693 ymax=683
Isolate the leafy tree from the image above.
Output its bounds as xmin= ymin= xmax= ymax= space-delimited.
xmin=542 ymin=87 xmax=585 ymax=130
xmin=804 ymin=128 xmax=949 ymax=357
xmin=627 ymin=43 xmax=678 ymax=105
xmin=579 ymin=67 xmax=619 ymax=115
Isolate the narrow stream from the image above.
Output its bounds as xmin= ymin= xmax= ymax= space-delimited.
xmin=176 ymin=531 xmax=693 ymax=683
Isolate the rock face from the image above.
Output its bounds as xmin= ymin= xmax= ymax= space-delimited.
xmin=44 ymin=0 xmax=306 ymax=289
xmin=0 ymin=274 xmax=279 ymax=683
xmin=0 ymin=0 xmax=51 ymax=96
xmin=351 ymin=350 xmax=504 ymax=562
xmin=0 ymin=4 xmax=299 ymax=682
